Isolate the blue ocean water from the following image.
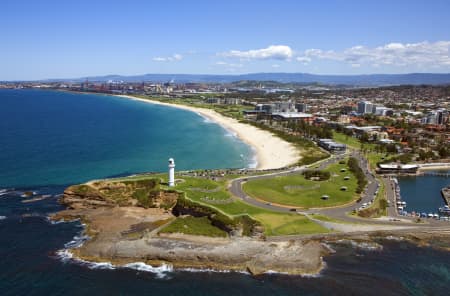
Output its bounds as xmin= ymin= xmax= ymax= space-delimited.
xmin=0 ymin=89 xmax=449 ymax=295
xmin=398 ymin=172 xmax=450 ymax=213
xmin=0 ymin=89 xmax=253 ymax=188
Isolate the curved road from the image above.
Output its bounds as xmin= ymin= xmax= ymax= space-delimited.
xmin=229 ymin=151 xmax=448 ymax=227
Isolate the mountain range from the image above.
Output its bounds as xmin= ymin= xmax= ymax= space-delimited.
xmin=46 ymin=72 xmax=450 ymax=86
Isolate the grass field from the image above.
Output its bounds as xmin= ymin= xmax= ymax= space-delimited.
xmin=252 ymin=212 xmax=330 ymax=235
xmin=366 ymin=152 xmax=395 ymax=170
xmin=159 ymin=216 xmax=228 ymax=237
xmin=163 ymin=175 xmax=329 ymax=235
xmin=99 ymin=172 xmax=330 ymax=236
xmin=242 ymin=162 xmax=358 ymax=208
xmin=310 ymin=213 xmax=353 ymax=224
xmin=332 ymin=131 xmax=365 ymax=149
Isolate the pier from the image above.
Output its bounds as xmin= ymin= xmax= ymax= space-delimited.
xmin=421 ymin=172 xmax=450 ymax=177
xmin=442 ymin=186 xmax=450 ymax=206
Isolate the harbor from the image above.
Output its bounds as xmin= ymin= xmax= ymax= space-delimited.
xmin=396 ymin=171 xmax=450 ymax=221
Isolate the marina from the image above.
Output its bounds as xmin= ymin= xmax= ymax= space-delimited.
xmin=396 ymin=172 xmax=450 ymax=220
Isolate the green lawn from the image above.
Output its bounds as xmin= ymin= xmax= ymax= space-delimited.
xmin=332 ymin=131 xmax=376 ymax=150
xmin=242 ymin=162 xmax=359 ymax=208
xmin=159 ymin=216 xmax=228 ymax=237
xmin=366 ymin=152 xmax=395 ymax=170
xmin=309 ymin=213 xmax=353 ymax=224
xmin=97 ymin=173 xmax=330 ymax=236
xmin=252 ymin=212 xmax=330 ymax=236
xmin=332 ymin=131 xmax=363 ymax=149
xmin=172 ymin=176 xmax=329 ymax=235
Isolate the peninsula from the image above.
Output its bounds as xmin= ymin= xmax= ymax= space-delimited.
xmin=50 ymin=88 xmax=450 ymax=276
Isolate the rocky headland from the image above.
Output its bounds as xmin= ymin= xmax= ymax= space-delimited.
xmin=52 ymin=177 xmax=450 ymax=276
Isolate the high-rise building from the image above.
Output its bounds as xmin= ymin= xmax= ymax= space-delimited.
xmin=357 ymin=101 xmax=373 ymax=114
xmin=436 ymin=109 xmax=449 ymax=125
xmin=295 ymin=103 xmax=309 ymax=113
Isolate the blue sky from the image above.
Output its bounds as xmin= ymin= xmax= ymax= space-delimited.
xmin=1 ymin=0 xmax=450 ymax=80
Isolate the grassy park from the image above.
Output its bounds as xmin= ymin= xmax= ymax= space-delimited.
xmin=158 ymin=175 xmax=329 ymax=236
xmin=242 ymin=161 xmax=358 ymax=208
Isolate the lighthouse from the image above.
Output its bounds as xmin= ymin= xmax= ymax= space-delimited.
xmin=168 ymin=158 xmax=175 ymax=187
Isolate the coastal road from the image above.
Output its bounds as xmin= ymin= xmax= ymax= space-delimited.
xmin=229 ymin=154 xmax=346 ymax=213
xmin=229 ymin=153 xmax=354 ymax=216
xmin=228 ymin=151 xmax=432 ymax=226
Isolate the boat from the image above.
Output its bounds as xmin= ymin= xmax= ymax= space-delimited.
xmin=438 ymin=205 xmax=450 ymax=216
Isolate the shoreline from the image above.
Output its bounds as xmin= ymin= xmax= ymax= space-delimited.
xmin=116 ymin=95 xmax=300 ymax=170
xmin=418 ymin=165 xmax=450 ymax=172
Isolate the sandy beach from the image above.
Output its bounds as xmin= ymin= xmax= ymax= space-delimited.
xmin=118 ymin=95 xmax=300 ymax=170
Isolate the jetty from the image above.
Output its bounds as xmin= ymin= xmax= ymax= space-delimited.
xmin=421 ymin=172 xmax=450 ymax=177
xmin=442 ymin=186 xmax=450 ymax=205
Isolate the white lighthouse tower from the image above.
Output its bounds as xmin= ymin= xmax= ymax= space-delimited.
xmin=168 ymin=158 xmax=175 ymax=187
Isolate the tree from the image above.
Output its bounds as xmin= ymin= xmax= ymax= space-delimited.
xmin=438 ymin=145 xmax=449 ymax=158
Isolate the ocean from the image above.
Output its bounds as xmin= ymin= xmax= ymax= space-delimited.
xmin=0 ymin=89 xmax=253 ymax=188
xmin=0 ymin=89 xmax=449 ymax=295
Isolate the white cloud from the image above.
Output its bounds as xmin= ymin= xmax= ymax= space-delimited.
xmin=172 ymin=54 xmax=183 ymax=61
xmin=221 ymin=45 xmax=293 ymax=60
xmin=272 ymin=64 xmax=280 ymax=68
xmin=296 ymin=56 xmax=311 ymax=64
xmin=152 ymin=53 xmax=183 ymax=62
xmin=152 ymin=57 xmax=167 ymax=62
xmin=297 ymin=41 xmax=450 ymax=68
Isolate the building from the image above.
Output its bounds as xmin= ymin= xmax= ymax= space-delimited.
xmin=337 ymin=115 xmax=351 ymax=124
xmin=422 ymin=109 xmax=449 ymax=125
xmin=357 ymin=101 xmax=374 ymax=114
xmin=373 ymin=106 xmax=393 ymax=116
xmin=318 ymin=139 xmax=346 ymax=153
xmin=295 ymin=103 xmax=309 ymax=113
xmin=271 ymin=112 xmax=314 ymax=123
xmin=274 ymin=101 xmax=297 ymax=113
xmin=168 ymin=158 xmax=175 ymax=187
xmin=436 ymin=109 xmax=449 ymax=125
xmin=376 ymin=164 xmax=419 ymax=174
xmin=255 ymin=103 xmax=275 ymax=114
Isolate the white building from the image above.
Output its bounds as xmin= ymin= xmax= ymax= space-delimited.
xmin=357 ymin=101 xmax=373 ymax=114
xmin=168 ymin=158 xmax=175 ymax=187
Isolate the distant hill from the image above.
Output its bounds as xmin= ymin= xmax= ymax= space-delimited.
xmin=47 ymin=72 xmax=450 ymax=86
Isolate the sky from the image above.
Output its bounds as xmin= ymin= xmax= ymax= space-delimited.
xmin=1 ymin=0 xmax=450 ymax=80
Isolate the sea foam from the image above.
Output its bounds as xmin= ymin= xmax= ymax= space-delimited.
xmin=123 ymin=262 xmax=173 ymax=279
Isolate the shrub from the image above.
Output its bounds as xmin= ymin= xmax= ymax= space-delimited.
xmin=302 ymin=170 xmax=331 ymax=181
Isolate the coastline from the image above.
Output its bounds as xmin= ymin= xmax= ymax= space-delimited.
xmin=418 ymin=165 xmax=450 ymax=172
xmin=117 ymin=95 xmax=300 ymax=170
